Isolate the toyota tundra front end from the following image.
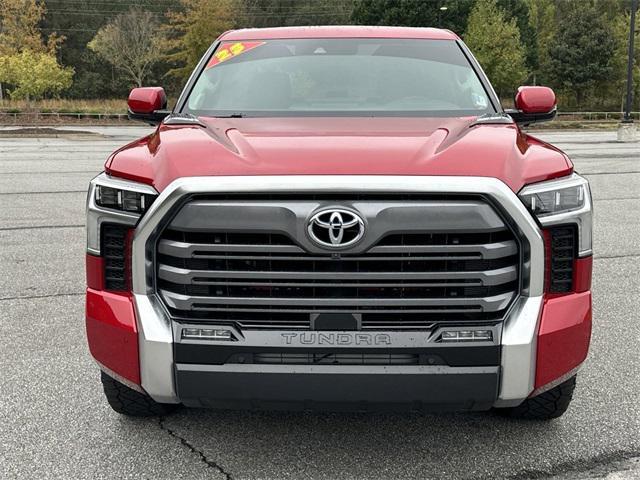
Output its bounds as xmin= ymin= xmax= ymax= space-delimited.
xmin=85 ymin=26 xmax=592 ymax=419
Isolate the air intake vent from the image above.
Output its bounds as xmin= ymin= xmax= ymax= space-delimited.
xmin=251 ymin=352 xmax=420 ymax=365
xmin=547 ymin=226 xmax=576 ymax=293
xmin=101 ymin=224 xmax=130 ymax=291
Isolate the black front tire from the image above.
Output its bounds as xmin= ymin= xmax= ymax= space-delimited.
xmin=496 ymin=375 xmax=577 ymax=420
xmin=100 ymin=371 xmax=179 ymax=417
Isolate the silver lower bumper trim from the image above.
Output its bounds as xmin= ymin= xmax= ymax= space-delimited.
xmin=134 ymin=294 xmax=179 ymax=404
xmin=493 ymin=295 xmax=542 ymax=407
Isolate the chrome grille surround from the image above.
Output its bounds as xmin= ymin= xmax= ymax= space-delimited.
xmin=130 ymin=176 xmax=545 ymax=406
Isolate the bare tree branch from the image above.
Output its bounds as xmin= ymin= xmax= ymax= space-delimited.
xmin=88 ymin=8 xmax=165 ymax=88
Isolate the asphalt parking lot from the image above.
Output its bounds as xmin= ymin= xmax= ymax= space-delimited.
xmin=0 ymin=126 xmax=638 ymax=479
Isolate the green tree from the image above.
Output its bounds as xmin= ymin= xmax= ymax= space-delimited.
xmin=546 ymin=4 xmax=617 ymax=108
xmin=240 ymin=0 xmax=351 ymax=28
xmin=350 ymin=0 xmax=473 ymax=34
xmin=0 ymin=50 xmax=73 ymax=100
xmin=464 ymin=0 xmax=527 ymax=98
xmin=603 ymin=8 xmax=634 ymax=110
xmin=41 ymin=0 xmax=169 ymax=99
xmin=524 ymin=0 xmax=555 ymax=84
xmin=163 ymin=0 xmax=238 ymax=84
xmin=0 ymin=0 xmax=69 ymax=100
xmin=88 ymin=8 xmax=165 ymax=88
xmin=0 ymin=0 xmax=61 ymax=55
xmin=496 ymin=0 xmax=536 ymax=80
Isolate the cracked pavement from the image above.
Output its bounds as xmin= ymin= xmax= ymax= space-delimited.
xmin=0 ymin=127 xmax=638 ymax=479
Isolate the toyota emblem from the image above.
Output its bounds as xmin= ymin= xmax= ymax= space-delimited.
xmin=307 ymin=209 xmax=365 ymax=249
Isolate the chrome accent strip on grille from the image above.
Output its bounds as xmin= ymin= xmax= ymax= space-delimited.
xmin=157 ymin=264 xmax=518 ymax=284
xmin=158 ymin=238 xmax=517 ymax=258
xmin=369 ymin=240 xmax=517 ymax=257
xmin=158 ymin=239 xmax=306 ymax=256
xmin=160 ymin=289 xmax=514 ymax=310
xmin=130 ymin=176 xmax=545 ymax=404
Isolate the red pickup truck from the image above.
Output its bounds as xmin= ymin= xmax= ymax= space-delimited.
xmin=86 ymin=26 xmax=592 ymax=419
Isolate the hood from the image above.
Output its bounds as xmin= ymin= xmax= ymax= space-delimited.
xmin=106 ymin=116 xmax=572 ymax=193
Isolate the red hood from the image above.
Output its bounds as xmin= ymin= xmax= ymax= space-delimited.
xmin=106 ymin=116 xmax=572 ymax=193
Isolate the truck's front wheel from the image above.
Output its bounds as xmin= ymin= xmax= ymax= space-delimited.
xmin=100 ymin=371 xmax=178 ymax=417
xmin=496 ymin=375 xmax=577 ymax=420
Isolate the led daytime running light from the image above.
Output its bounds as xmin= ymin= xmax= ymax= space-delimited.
xmin=519 ymin=175 xmax=588 ymax=217
xmin=95 ymin=185 xmax=156 ymax=214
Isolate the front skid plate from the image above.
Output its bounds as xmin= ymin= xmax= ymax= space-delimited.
xmin=175 ymin=363 xmax=500 ymax=411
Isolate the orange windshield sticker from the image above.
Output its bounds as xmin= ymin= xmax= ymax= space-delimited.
xmin=206 ymin=41 xmax=265 ymax=69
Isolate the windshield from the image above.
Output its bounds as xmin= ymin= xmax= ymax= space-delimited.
xmin=184 ymin=38 xmax=494 ymax=117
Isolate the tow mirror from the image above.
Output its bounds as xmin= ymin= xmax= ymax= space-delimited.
xmin=127 ymin=87 xmax=170 ymax=125
xmin=506 ymin=86 xmax=557 ymax=125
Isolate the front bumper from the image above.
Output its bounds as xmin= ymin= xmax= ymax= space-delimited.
xmin=85 ymin=175 xmax=592 ymax=409
xmin=86 ymin=290 xmax=591 ymax=409
xmin=87 ymin=289 xmax=591 ymax=410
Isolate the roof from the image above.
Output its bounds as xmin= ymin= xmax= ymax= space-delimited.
xmin=219 ymin=26 xmax=459 ymax=41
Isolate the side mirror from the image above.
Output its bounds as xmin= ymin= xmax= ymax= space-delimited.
xmin=506 ymin=86 xmax=557 ymax=125
xmin=127 ymin=87 xmax=170 ymax=125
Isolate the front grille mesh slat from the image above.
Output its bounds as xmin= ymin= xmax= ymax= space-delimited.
xmin=156 ymin=203 xmax=520 ymax=330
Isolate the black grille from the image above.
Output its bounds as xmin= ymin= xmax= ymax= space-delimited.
xmin=249 ymin=352 xmax=419 ymax=365
xmin=156 ymin=222 xmax=520 ymax=330
xmin=101 ymin=224 xmax=129 ymax=291
xmin=547 ymin=226 xmax=576 ymax=293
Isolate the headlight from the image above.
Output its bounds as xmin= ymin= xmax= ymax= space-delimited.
xmin=519 ymin=174 xmax=587 ymax=217
xmin=518 ymin=173 xmax=592 ymax=256
xmin=95 ymin=184 xmax=156 ymax=213
xmin=86 ymin=173 xmax=158 ymax=255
